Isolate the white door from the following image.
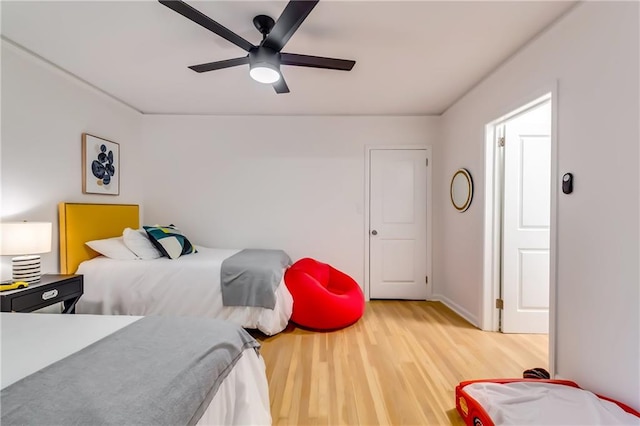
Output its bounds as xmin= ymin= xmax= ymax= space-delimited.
xmin=369 ymin=149 xmax=428 ymax=299
xmin=501 ymin=100 xmax=551 ymax=333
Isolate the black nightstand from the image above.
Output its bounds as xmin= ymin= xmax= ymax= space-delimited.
xmin=0 ymin=274 xmax=83 ymax=313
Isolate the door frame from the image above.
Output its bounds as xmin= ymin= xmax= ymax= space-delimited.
xmin=482 ymin=83 xmax=559 ymax=374
xmin=364 ymin=145 xmax=433 ymax=301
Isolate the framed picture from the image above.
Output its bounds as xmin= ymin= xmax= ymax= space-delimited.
xmin=82 ymin=133 xmax=120 ymax=195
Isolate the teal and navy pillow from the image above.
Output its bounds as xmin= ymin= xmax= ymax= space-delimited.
xmin=143 ymin=225 xmax=196 ymax=260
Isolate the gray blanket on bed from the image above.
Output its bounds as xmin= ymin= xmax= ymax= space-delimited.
xmin=1 ymin=316 xmax=260 ymax=426
xmin=221 ymin=249 xmax=291 ymax=309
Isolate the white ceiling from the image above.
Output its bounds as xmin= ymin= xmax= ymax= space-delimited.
xmin=1 ymin=1 xmax=576 ymax=116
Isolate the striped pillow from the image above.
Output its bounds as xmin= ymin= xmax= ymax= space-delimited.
xmin=143 ymin=225 xmax=196 ymax=259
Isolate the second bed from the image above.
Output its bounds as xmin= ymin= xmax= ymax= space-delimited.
xmin=59 ymin=202 xmax=293 ymax=335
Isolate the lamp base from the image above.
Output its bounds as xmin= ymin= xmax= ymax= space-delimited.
xmin=12 ymin=255 xmax=42 ymax=283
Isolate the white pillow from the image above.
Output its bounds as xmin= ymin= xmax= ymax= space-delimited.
xmin=122 ymin=227 xmax=163 ymax=260
xmin=85 ymin=237 xmax=138 ymax=260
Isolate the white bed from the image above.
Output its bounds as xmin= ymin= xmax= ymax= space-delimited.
xmin=1 ymin=313 xmax=272 ymax=425
xmin=76 ymin=246 xmax=293 ymax=336
xmin=58 ymin=203 xmax=293 ymax=336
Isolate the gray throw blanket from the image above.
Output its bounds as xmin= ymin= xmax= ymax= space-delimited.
xmin=221 ymin=249 xmax=292 ymax=309
xmin=1 ymin=316 xmax=260 ymax=426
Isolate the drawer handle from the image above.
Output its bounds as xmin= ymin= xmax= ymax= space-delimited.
xmin=42 ymin=289 xmax=58 ymax=300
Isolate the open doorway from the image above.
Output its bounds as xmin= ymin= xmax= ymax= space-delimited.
xmin=483 ymin=92 xmax=555 ymax=335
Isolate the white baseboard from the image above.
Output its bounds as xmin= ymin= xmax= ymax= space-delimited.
xmin=430 ymin=294 xmax=480 ymax=328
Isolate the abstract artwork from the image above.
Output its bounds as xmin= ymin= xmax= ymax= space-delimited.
xmin=82 ymin=133 xmax=120 ymax=195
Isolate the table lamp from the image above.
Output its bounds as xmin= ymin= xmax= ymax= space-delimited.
xmin=0 ymin=221 xmax=52 ymax=283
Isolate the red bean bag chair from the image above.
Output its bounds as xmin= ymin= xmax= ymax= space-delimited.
xmin=284 ymin=258 xmax=365 ymax=330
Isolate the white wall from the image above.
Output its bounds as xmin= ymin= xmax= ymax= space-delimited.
xmin=141 ymin=115 xmax=438 ymax=286
xmin=436 ymin=2 xmax=639 ymax=408
xmin=0 ymin=40 xmax=144 ymax=279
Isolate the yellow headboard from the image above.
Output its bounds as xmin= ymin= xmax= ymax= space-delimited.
xmin=58 ymin=202 xmax=140 ymax=274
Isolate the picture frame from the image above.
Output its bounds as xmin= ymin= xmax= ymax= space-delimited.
xmin=82 ymin=133 xmax=120 ymax=195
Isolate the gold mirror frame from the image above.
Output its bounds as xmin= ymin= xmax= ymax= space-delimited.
xmin=450 ymin=168 xmax=473 ymax=212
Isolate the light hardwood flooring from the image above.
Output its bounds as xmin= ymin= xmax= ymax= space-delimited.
xmin=256 ymin=301 xmax=548 ymax=426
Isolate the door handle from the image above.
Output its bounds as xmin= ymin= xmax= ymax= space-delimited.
xmin=371 ymin=230 xmax=378 ymax=235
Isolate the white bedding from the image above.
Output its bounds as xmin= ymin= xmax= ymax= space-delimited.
xmin=0 ymin=313 xmax=271 ymax=425
xmin=464 ymin=382 xmax=639 ymax=425
xmin=76 ymin=246 xmax=293 ymax=335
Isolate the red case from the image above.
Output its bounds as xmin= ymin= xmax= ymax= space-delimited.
xmin=455 ymin=378 xmax=640 ymax=426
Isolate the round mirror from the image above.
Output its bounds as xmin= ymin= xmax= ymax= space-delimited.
xmin=450 ymin=168 xmax=473 ymax=212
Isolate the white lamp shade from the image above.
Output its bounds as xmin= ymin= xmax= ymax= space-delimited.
xmin=1 ymin=222 xmax=52 ymax=255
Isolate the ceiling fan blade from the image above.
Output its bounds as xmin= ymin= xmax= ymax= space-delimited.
xmin=280 ymin=53 xmax=355 ymax=71
xmin=159 ymin=0 xmax=255 ymax=52
xmin=262 ymin=0 xmax=319 ymax=52
xmin=189 ymin=56 xmax=249 ymax=73
xmin=273 ymin=76 xmax=290 ymax=94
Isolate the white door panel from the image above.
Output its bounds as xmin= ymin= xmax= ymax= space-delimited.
xmin=502 ymin=100 xmax=551 ymax=333
xmin=382 ymin=160 xmax=415 ymax=224
xmin=521 ymin=139 xmax=551 ymax=228
xmin=519 ymin=249 xmax=550 ymax=309
xmin=382 ymin=240 xmax=415 ymax=282
xmin=370 ymin=149 xmax=428 ymax=300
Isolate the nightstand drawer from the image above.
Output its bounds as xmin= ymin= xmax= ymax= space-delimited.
xmin=9 ymin=279 xmax=82 ymax=312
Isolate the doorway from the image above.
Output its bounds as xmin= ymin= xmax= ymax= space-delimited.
xmin=484 ymin=93 xmax=554 ymax=334
xmin=365 ymin=146 xmax=432 ymax=300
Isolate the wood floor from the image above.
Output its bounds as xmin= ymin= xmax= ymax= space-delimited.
xmin=256 ymin=301 xmax=548 ymax=426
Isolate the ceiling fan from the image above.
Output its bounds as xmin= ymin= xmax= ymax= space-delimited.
xmin=158 ymin=0 xmax=356 ymax=94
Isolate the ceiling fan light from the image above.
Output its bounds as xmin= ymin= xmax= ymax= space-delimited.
xmin=249 ymin=63 xmax=281 ymax=84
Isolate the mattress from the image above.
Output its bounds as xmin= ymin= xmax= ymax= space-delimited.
xmin=1 ymin=313 xmax=271 ymax=425
xmin=456 ymin=379 xmax=640 ymax=426
xmin=76 ymin=246 xmax=293 ymax=335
